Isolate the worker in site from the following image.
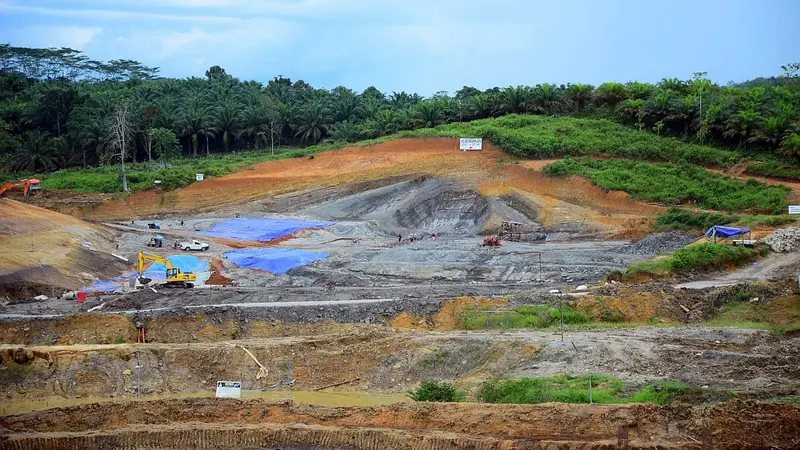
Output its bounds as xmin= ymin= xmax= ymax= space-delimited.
xmin=398 ymin=233 xmax=402 ymax=243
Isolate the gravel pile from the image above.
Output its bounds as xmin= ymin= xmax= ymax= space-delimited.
xmin=764 ymin=227 xmax=800 ymax=252
xmin=616 ymin=232 xmax=698 ymax=256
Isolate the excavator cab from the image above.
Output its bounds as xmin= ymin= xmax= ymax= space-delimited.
xmin=25 ymin=179 xmax=41 ymax=195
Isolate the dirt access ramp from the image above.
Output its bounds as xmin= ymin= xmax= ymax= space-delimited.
xmin=2 ymin=398 xmax=799 ymax=449
xmin=0 ymin=199 xmax=127 ymax=298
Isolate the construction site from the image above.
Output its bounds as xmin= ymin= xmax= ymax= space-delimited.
xmin=2 ymin=138 xmax=800 ymax=449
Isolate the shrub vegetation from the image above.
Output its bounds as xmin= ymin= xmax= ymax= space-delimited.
xmin=543 ymin=157 xmax=789 ymax=214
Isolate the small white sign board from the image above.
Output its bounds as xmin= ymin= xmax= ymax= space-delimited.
xmin=216 ymin=381 xmax=241 ymax=398
xmin=789 ymin=205 xmax=800 ymax=215
xmin=196 ymin=173 xmax=204 ymax=182
xmin=459 ymin=138 xmax=483 ymax=151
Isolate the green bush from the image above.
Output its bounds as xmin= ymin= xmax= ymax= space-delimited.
xmin=477 ymin=375 xmax=689 ymax=405
xmin=746 ymin=161 xmax=800 ymax=181
xmin=407 ymin=380 xmax=466 ymax=402
xmin=734 ymin=215 xmax=798 ymax=228
xmin=655 ymin=209 xmax=738 ymax=231
xmin=630 ymin=381 xmax=689 ymax=405
xmin=626 ymin=243 xmax=759 ymax=279
xmin=439 ymin=114 xmax=741 ymax=166
xmin=669 ymin=243 xmax=757 ymax=272
xmin=477 ymin=375 xmax=624 ymax=404
xmin=464 ymin=304 xmax=590 ymax=330
xmin=543 ymin=157 xmax=789 ymax=214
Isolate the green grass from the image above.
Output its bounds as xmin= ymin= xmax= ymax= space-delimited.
xmin=746 ymin=161 xmax=800 ymax=180
xmin=543 ymin=157 xmax=789 ymax=214
xmin=437 ymin=114 xmax=741 ymax=166
xmin=477 ymin=375 xmax=689 ymax=405
xmin=734 ymin=214 xmax=799 ymax=228
xmin=407 ymin=380 xmax=466 ymax=402
xmin=626 ymin=242 xmax=761 ymax=279
xmin=463 ymin=304 xmax=590 ymax=330
xmin=33 ymin=147 xmax=317 ymax=193
xmin=655 ymin=209 xmax=738 ymax=231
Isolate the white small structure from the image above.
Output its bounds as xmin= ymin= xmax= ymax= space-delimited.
xmin=459 ymin=138 xmax=483 ymax=151
xmin=216 ymin=381 xmax=242 ymax=398
xmin=196 ymin=173 xmax=205 ymax=182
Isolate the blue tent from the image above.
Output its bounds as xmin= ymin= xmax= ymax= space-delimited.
xmin=705 ymin=225 xmax=751 ymax=242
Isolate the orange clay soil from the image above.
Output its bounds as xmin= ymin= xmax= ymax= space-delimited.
xmin=79 ymin=139 xmax=663 ymax=236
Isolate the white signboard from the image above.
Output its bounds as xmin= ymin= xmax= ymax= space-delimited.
xmin=789 ymin=205 xmax=800 ymax=215
xmin=216 ymin=381 xmax=241 ymax=398
xmin=196 ymin=173 xmax=204 ymax=182
xmin=459 ymin=138 xmax=483 ymax=151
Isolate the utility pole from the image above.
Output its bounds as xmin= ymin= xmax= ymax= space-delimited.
xmin=135 ymin=351 xmax=142 ymax=396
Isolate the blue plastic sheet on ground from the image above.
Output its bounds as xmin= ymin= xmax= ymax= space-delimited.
xmin=705 ymin=225 xmax=751 ymax=238
xmin=200 ymin=218 xmax=333 ymax=242
xmin=144 ymin=255 xmax=209 ymax=280
xmin=80 ymin=281 xmax=122 ymax=293
xmin=224 ymin=248 xmax=329 ymax=274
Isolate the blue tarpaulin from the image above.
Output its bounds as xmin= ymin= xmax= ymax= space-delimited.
xmin=200 ymin=218 xmax=333 ymax=242
xmin=224 ymin=248 xmax=329 ymax=274
xmin=705 ymin=225 xmax=751 ymax=238
xmin=144 ymin=255 xmax=209 ymax=280
xmin=79 ymin=280 xmax=122 ymax=293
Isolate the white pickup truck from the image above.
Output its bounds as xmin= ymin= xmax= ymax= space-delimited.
xmin=177 ymin=239 xmax=210 ymax=252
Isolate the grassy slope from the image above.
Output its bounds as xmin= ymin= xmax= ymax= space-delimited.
xmin=543 ymin=157 xmax=789 ymax=214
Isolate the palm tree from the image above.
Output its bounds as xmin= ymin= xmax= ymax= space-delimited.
xmin=564 ymin=84 xmax=593 ymax=113
xmin=723 ymin=107 xmax=762 ymax=150
xmin=779 ymin=128 xmax=800 ymax=163
xmin=498 ymin=86 xmax=532 ymax=114
xmin=531 ymin=83 xmax=565 ymax=114
xmin=749 ymin=116 xmax=789 ymax=149
xmin=625 ymin=82 xmax=655 ymax=100
xmin=239 ymin=104 xmax=270 ymax=148
xmin=410 ymin=101 xmax=445 ymax=129
xmin=329 ymin=120 xmax=360 ymax=142
xmin=331 ymin=90 xmax=364 ymax=122
xmin=212 ymin=100 xmax=242 ymax=152
xmin=594 ymin=83 xmax=628 ymax=110
xmin=294 ymin=99 xmax=331 ymax=144
xmin=12 ymin=131 xmax=59 ymax=172
xmin=77 ymin=116 xmax=108 ymax=167
xmin=180 ymin=97 xmax=209 ymax=157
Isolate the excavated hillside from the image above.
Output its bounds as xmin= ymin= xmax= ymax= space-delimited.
xmin=79 ymin=138 xmax=664 ymax=239
xmin=0 ymin=199 xmax=126 ymax=299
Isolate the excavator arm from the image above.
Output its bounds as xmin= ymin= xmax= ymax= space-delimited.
xmin=0 ymin=179 xmax=41 ymax=197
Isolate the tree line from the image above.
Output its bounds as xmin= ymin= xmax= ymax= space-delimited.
xmin=1 ymin=44 xmax=799 ymax=185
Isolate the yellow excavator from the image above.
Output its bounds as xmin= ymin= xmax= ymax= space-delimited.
xmin=137 ymin=251 xmax=196 ymax=288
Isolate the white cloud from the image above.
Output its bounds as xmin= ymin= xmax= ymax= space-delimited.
xmin=0 ymin=2 xmax=241 ymax=23
xmin=3 ymin=25 xmax=103 ymax=50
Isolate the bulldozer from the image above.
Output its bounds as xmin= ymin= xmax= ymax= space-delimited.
xmin=137 ymin=251 xmax=196 ymax=288
xmin=0 ymin=179 xmax=41 ymax=197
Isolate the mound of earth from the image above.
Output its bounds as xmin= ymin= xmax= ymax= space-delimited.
xmin=0 ymin=199 xmax=126 ymax=299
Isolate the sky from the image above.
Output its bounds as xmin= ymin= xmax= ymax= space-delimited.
xmin=0 ymin=0 xmax=798 ymax=95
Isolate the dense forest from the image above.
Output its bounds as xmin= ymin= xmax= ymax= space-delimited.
xmin=1 ymin=44 xmax=799 ymax=188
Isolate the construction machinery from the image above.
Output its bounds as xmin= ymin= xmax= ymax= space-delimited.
xmin=481 ymin=236 xmax=502 ymax=247
xmin=146 ymin=234 xmax=164 ymax=248
xmin=137 ymin=251 xmax=196 ymax=288
xmin=0 ymin=179 xmax=41 ymax=197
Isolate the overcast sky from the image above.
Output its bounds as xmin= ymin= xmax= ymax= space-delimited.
xmin=1 ymin=0 xmax=798 ymax=95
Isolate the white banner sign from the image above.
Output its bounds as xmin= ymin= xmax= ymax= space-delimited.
xmin=789 ymin=205 xmax=800 ymax=215
xmin=459 ymin=138 xmax=483 ymax=151
xmin=216 ymin=381 xmax=241 ymax=398
xmin=196 ymin=173 xmax=205 ymax=181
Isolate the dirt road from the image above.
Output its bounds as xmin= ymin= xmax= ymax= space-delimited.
xmin=676 ymin=252 xmax=800 ymax=289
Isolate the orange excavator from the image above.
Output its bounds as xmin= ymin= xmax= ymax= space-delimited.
xmin=0 ymin=179 xmax=41 ymax=197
